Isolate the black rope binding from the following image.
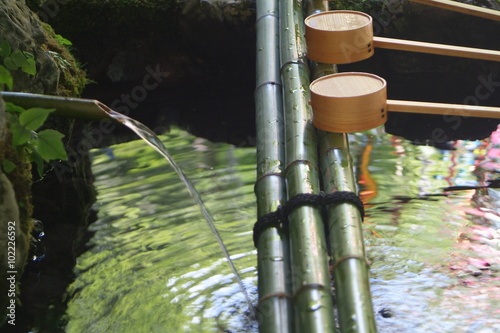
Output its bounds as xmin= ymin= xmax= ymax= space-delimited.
xmin=253 ymin=191 xmax=364 ymax=247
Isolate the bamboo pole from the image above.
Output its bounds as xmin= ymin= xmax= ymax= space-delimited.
xmin=254 ymin=0 xmax=293 ymax=332
xmin=306 ymin=1 xmax=379 ymax=332
xmin=409 ymin=0 xmax=500 ymax=21
xmin=279 ymin=0 xmax=336 ymax=331
xmin=0 ymin=91 xmax=108 ymax=119
xmin=318 ymin=132 xmax=378 ymax=333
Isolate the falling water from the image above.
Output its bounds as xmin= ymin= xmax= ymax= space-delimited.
xmin=99 ymin=107 xmax=255 ymax=316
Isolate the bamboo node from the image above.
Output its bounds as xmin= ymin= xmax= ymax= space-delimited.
xmin=257 ymin=291 xmax=292 ymax=306
xmin=291 ymin=283 xmax=328 ymax=303
xmin=254 ymin=80 xmax=283 ymax=93
xmin=331 ymin=255 xmax=371 ymax=273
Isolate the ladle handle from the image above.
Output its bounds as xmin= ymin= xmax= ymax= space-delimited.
xmin=387 ymin=100 xmax=500 ymax=119
xmin=373 ymin=36 xmax=500 ymax=62
xmin=409 ymin=0 xmax=500 ymax=21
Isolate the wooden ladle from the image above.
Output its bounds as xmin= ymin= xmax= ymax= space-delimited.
xmin=309 ymin=72 xmax=500 ymax=133
xmin=305 ymin=10 xmax=500 ymax=64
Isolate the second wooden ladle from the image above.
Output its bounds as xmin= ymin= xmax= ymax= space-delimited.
xmin=309 ymin=72 xmax=500 ymax=133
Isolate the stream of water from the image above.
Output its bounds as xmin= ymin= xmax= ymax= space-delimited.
xmin=63 ymin=125 xmax=499 ymax=332
xmin=103 ymin=110 xmax=254 ymax=315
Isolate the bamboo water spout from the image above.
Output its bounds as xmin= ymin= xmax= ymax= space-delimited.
xmin=0 ymin=92 xmax=108 ymax=120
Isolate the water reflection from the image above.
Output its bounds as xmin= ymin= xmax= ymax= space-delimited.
xmin=350 ymin=129 xmax=500 ymax=333
xmin=65 ymin=126 xmax=499 ymax=332
xmin=65 ymin=128 xmax=258 ymax=332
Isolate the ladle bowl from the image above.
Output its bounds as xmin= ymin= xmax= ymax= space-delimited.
xmin=305 ymin=11 xmax=374 ymax=64
xmin=310 ymin=72 xmax=387 ymax=133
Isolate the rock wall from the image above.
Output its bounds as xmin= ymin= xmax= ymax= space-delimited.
xmin=0 ymin=96 xmax=28 ymax=326
xmin=0 ymin=0 xmax=94 ymax=330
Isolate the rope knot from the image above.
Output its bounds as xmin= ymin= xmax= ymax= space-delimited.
xmin=253 ymin=191 xmax=364 ymax=247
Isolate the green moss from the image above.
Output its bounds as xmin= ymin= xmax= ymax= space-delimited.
xmin=40 ymin=23 xmax=89 ymax=97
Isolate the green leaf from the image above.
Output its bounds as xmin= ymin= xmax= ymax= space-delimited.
xmin=9 ymin=50 xmax=29 ymax=68
xmin=30 ymin=151 xmax=45 ymax=178
xmin=9 ymin=122 xmax=33 ymax=146
xmin=22 ymin=57 xmax=36 ymax=75
xmin=3 ymin=57 xmax=17 ymax=70
xmin=19 ymin=107 xmax=55 ymax=131
xmin=2 ymin=159 xmax=16 ymax=173
xmin=0 ymin=40 xmax=11 ymax=58
xmin=6 ymin=111 xmax=19 ymax=125
xmin=0 ymin=65 xmax=13 ymax=90
xmin=34 ymin=129 xmax=67 ymax=162
xmin=5 ymin=102 xmax=25 ymax=113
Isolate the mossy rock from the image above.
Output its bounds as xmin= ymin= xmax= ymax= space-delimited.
xmin=0 ymin=0 xmax=92 ymax=327
xmin=1 ymin=0 xmax=87 ymax=96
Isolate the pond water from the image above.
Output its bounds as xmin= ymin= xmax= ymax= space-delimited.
xmin=64 ymin=126 xmax=500 ymax=332
xmin=351 ymin=130 xmax=500 ymax=333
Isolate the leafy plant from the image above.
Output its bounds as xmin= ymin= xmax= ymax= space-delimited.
xmin=48 ymin=51 xmax=72 ymax=71
xmin=6 ymin=103 xmax=67 ymax=176
xmin=0 ymin=39 xmax=68 ymax=176
xmin=0 ymin=64 xmax=13 ymax=90
xmin=0 ymin=39 xmax=36 ymax=75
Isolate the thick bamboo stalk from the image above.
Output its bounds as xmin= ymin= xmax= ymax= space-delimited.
xmin=410 ymin=0 xmax=500 ymax=21
xmin=0 ymin=91 xmax=108 ymax=119
xmin=280 ymin=0 xmax=336 ymax=331
xmin=254 ymin=1 xmax=293 ymax=332
xmin=306 ymin=2 xmax=379 ymax=332
xmin=373 ymin=36 xmax=500 ymax=62
xmin=318 ymin=133 xmax=378 ymax=333
xmin=387 ymin=99 xmax=500 ymax=118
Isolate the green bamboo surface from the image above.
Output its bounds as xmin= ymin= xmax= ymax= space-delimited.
xmin=279 ymin=0 xmax=336 ymax=331
xmin=318 ymin=133 xmax=378 ymax=333
xmin=305 ymin=1 xmax=379 ymax=332
xmin=0 ymin=92 xmax=108 ymax=120
xmin=254 ymin=0 xmax=293 ymax=332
